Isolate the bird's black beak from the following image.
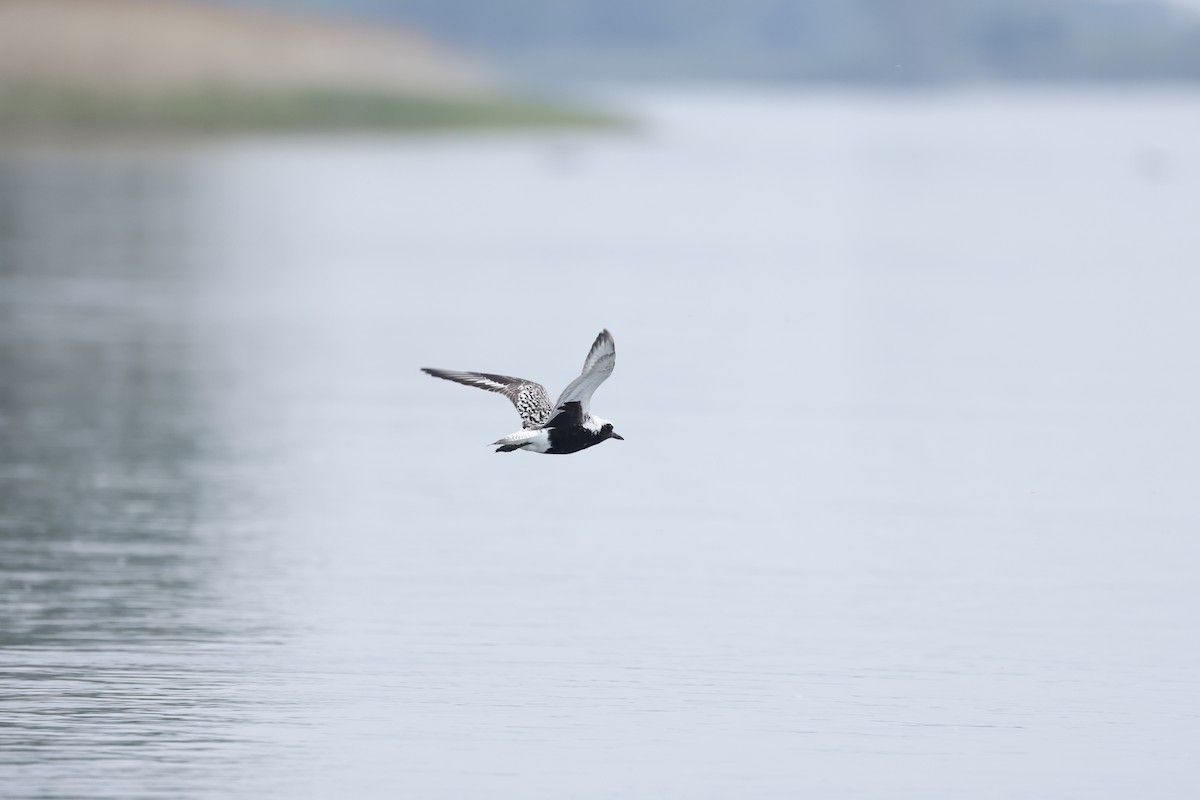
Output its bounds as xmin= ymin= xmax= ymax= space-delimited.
xmin=611 ymin=432 xmax=624 ymax=440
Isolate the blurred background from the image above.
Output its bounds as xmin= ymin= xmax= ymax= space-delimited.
xmin=2 ymin=1 xmax=1199 ymax=798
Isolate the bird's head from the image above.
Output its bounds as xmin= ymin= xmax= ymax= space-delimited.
xmin=599 ymin=420 xmax=624 ymax=441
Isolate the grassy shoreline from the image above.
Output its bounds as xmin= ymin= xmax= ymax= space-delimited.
xmin=0 ymin=84 xmax=624 ymax=138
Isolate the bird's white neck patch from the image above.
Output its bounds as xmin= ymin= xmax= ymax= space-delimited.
xmin=583 ymin=416 xmax=612 ymax=434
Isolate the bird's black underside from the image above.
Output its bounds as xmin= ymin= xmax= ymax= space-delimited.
xmin=544 ymin=402 xmax=604 ymax=454
xmin=545 ymin=425 xmax=606 ymax=454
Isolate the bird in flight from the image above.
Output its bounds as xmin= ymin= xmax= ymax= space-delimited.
xmin=422 ymin=329 xmax=624 ymax=454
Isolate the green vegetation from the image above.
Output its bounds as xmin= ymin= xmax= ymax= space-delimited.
xmin=0 ymin=84 xmax=624 ymax=138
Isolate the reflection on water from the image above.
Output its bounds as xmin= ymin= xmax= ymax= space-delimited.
xmin=2 ymin=93 xmax=1200 ymax=799
xmin=0 ymin=156 xmax=266 ymax=793
xmin=1 ymin=158 xmax=225 ymax=644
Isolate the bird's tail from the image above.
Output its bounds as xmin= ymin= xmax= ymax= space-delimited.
xmin=490 ymin=429 xmax=541 ymax=454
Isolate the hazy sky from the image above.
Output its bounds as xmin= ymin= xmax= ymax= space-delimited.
xmin=1100 ymin=0 xmax=1200 ymax=9
xmin=1140 ymin=0 xmax=1200 ymax=9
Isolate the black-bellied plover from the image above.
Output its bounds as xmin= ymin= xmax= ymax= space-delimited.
xmin=422 ymin=329 xmax=624 ymax=454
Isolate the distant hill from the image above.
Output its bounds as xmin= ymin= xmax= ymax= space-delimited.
xmin=0 ymin=0 xmax=490 ymax=95
xmin=229 ymin=0 xmax=1200 ymax=84
xmin=0 ymin=0 xmax=616 ymax=135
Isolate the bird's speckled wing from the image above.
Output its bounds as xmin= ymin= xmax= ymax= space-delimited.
xmin=552 ymin=329 xmax=616 ymax=414
xmin=421 ymin=369 xmax=554 ymax=429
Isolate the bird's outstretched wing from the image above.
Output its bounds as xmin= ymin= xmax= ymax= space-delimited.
xmin=552 ymin=329 xmax=616 ymax=414
xmin=421 ymin=369 xmax=553 ymax=429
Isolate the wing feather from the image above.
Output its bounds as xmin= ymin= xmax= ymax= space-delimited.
xmin=552 ymin=329 xmax=616 ymax=414
xmin=421 ymin=369 xmax=553 ymax=429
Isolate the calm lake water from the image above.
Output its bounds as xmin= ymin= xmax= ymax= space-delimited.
xmin=2 ymin=91 xmax=1199 ymax=798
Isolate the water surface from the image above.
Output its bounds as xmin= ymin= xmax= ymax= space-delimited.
xmin=2 ymin=91 xmax=1199 ymax=798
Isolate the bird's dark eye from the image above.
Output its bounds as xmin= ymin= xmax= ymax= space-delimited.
xmin=602 ymin=424 xmax=613 ymax=433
